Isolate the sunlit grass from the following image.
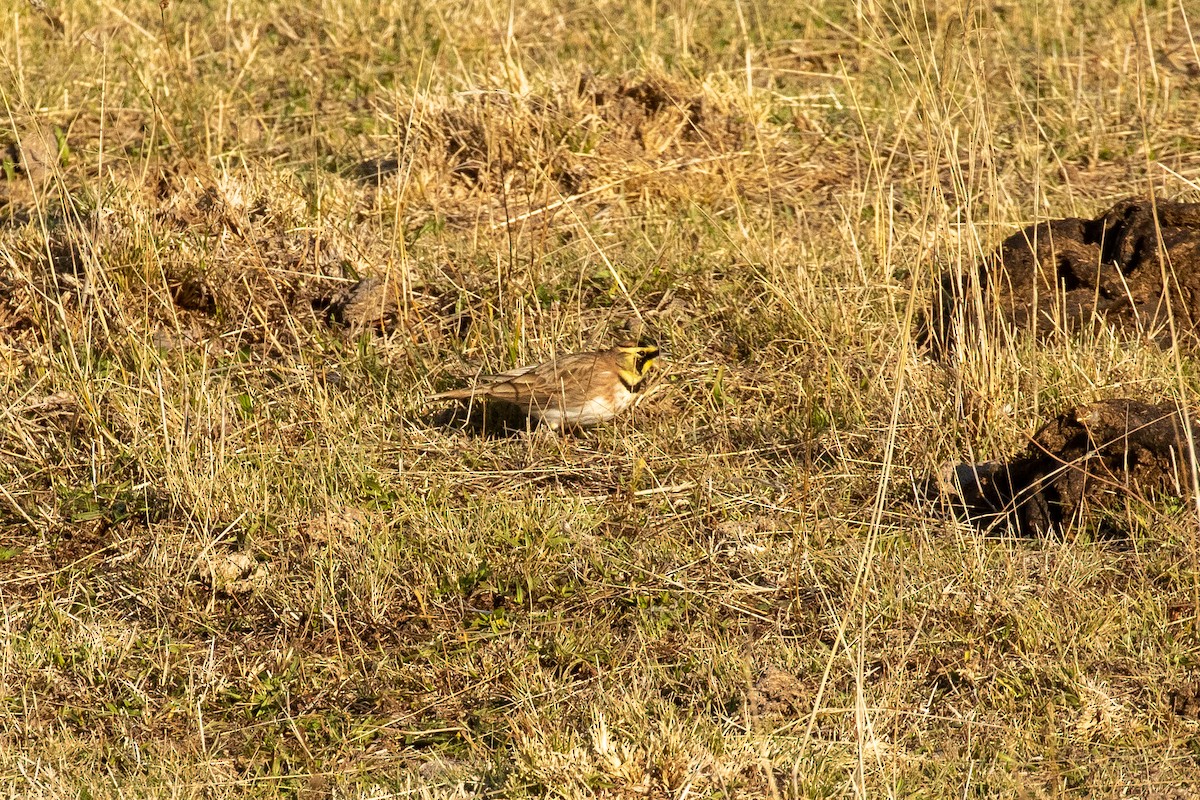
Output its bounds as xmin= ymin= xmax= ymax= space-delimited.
xmin=2 ymin=0 xmax=1200 ymax=796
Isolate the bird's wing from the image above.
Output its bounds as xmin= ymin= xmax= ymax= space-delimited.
xmin=481 ymin=353 xmax=604 ymax=407
xmin=486 ymin=363 xmax=542 ymax=380
xmin=524 ymin=353 xmax=609 ymax=405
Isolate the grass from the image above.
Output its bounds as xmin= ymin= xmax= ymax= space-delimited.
xmin=2 ymin=0 xmax=1200 ymax=796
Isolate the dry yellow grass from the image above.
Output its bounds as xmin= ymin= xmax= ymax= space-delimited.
xmin=3 ymin=0 xmax=1200 ymax=797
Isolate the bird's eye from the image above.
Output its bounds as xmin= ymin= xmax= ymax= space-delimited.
xmin=636 ymin=350 xmax=658 ymax=373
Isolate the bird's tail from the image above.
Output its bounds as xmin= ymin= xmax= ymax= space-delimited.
xmin=428 ymin=388 xmax=477 ymax=402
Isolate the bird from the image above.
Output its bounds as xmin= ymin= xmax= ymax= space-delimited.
xmin=428 ymin=341 xmax=662 ymax=430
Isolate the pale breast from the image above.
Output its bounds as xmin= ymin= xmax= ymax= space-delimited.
xmin=532 ymin=385 xmax=637 ymax=429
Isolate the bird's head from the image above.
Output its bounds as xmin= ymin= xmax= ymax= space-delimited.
xmin=612 ymin=340 xmax=662 ymax=389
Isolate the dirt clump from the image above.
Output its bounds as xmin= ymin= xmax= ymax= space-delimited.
xmin=1170 ymin=678 xmax=1200 ymax=721
xmin=201 ymin=552 xmax=270 ymax=597
xmin=932 ymin=399 xmax=1199 ymax=536
xmin=747 ymin=667 xmax=809 ymax=717
xmin=8 ymin=126 xmax=62 ymax=187
xmin=923 ymin=198 xmax=1200 ymax=352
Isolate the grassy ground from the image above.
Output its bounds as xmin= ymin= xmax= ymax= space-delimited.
xmin=3 ymin=0 xmax=1200 ymax=796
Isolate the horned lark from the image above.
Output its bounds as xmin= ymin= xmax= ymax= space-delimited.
xmin=429 ymin=341 xmax=662 ymax=430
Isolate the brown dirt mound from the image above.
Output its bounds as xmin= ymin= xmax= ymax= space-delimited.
xmin=356 ymin=72 xmax=832 ymax=225
xmin=1170 ymin=678 xmax=1200 ymax=721
xmin=0 ymin=163 xmax=464 ymax=362
xmin=931 ymin=399 xmax=1199 ymax=536
xmin=747 ymin=668 xmax=809 ymax=718
xmin=922 ymin=198 xmax=1200 ymax=352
